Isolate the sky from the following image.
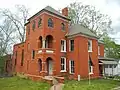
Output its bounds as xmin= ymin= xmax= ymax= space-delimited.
xmin=0 ymin=0 xmax=120 ymax=43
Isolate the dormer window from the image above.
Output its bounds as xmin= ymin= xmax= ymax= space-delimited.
xmin=32 ymin=20 xmax=36 ymax=30
xmin=38 ymin=18 xmax=42 ymax=28
xmin=48 ymin=18 xmax=53 ymax=28
xmin=61 ymin=23 xmax=65 ymax=30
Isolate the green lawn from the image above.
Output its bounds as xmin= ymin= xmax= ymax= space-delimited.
xmin=63 ymin=79 xmax=120 ymax=90
xmin=0 ymin=77 xmax=50 ymax=90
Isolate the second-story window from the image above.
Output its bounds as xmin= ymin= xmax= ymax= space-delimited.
xmin=32 ymin=20 xmax=36 ymax=30
xmin=61 ymin=40 xmax=66 ymax=52
xmin=69 ymin=40 xmax=74 ymax=51
xmin=48 ymin=18 xmax=53 ymax=28
xmin=38 ymin=18 xmax=42 ymax=28
xmin=88 ymin=40 xmax=92 ymax=52
xmin=27 ymin=26 xmax=30 ymax=35
xmin=61 ymin=23 xmax=65 ymax=31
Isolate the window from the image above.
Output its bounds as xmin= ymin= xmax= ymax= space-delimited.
xmin=15 ymin=51 xmax=17 ymax=66
xmin=88 ymin=40 xmax=92 ymax=52
xmin=69 ymin=40 xmax=74 ymax=51
xmin=32 ymin=20 xmax=36 ymax=30
xmin=61 ymin=23 xmax=65 ymax=30
xmin=48 ymin=18 xmax=53 ymax=27
xmin=98 ymin=46 xmax=100 ymax=55
xmin=21 ymin=49 xmax=24 ymax=66
xmin=69 ymin=60 xmax=75 ymax=74
xmin=61 ymin=40 xmax=66 ymax=52
xmin=89 ymin=59 xmax=93 ymax=74
xmin=38 ymin=59 xmax=42 ymax=72
xmin=38 ymin=18 xmax=42 ymax=28
xmin=89 ymin=65 xmax=93 ymax=74
xmin=27 ymin=26 xmax=30 ymax=35
xmin=61 ymin=57 xmax=66 ymax=72
xmin=32 ymin=50 xmax=35 ymax=59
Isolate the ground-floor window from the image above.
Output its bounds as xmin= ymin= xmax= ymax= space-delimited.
xmin=89 ymin=60 xmax=93 ymax=74
xmin=69 ymin=60 xmax=75 ymax=74
xmin=89 ymin=66 xmax=93 ymax=74
xmin=61 ymin=57 xmax=66 ymax=72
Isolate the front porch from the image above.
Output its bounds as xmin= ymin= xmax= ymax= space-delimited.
xmin=99 ymin=57 xmax=118 ymax=76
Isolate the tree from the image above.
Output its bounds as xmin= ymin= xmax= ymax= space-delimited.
xmin=0 ymin=5 xmax=29 ymax=43
xmin=102 ymin=35 xmax=120 ymax=59
xmin=68 ymin=2 xmax=112 ymax=38
xmin=0 ymin=18 xmax=16 ymax=55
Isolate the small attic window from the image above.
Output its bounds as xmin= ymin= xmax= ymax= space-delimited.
xmin=38 ymin=18 xmax=42 ymax=28
xmin=48 ymin=18 xmax=53 ymax=28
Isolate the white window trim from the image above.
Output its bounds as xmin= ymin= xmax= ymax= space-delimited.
xmin=61 ymin=40 xmax=66 ymax=52
xmin=69 ymin=60 xmax=75 ymax=74
xmin=89 ymin=66 xmax=93 ymax=75
xmin=98 ymin=46 xmax=100 ymax=55
xmin=88 ymin=40 xmax=92 ymax=52
xmin=60 ymin=57 xmax=66 ymax=72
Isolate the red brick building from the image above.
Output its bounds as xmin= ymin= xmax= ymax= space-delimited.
xmin=12 ymin=6 xmax=104 ymax=80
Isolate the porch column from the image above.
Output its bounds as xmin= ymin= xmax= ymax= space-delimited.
xmin=42 ymin=38 xmax=46 ymax=48
xmin=108 ymin=65 xmax=110 ymax=76
xmin=41 ymin=61 xmax=47 ymax=76
xmin=112 ymin=65 xmax=114 ymax=76
xmin=103 ymin=65 xmax=105 ymax=76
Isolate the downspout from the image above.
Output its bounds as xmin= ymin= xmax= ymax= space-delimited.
xmin=78 ymin=38 xmax=80 ymax=81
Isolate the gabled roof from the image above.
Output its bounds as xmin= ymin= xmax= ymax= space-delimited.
xmin=66 ymin=24 xmax=98 ymax=39
xmin=27 ymin=6 xmax=70 ymax=21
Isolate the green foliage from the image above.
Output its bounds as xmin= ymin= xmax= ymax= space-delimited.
xmin=102 ymin=35 xmax=120 ymax=59
xmin=68 ymin=2 xmax=112 ymax=38
xmin=63 ymin=79 xmax=120 ymax=90
xmin=0 ymin=56 xmax=5 ymax=74
xmin=0 ymin=77 xmax=51 ymax=90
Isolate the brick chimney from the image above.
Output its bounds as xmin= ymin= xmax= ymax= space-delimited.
xmin=62 ymin=7 xmax=68 ymax=16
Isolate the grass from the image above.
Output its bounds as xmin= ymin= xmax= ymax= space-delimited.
xmin=63 ymin=79 xmax=120 ymax=90
xmin=0 ymin=77 xmax=50 ymax=90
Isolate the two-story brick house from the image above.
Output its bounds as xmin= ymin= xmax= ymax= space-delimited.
xmin=13 ymin=6 xmax=104 ymax=80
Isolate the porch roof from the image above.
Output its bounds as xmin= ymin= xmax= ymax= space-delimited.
xmin=98 ymin=57 xmax=118 ymax=65
xmin=100 ymin=60 xmax=118 ymax=65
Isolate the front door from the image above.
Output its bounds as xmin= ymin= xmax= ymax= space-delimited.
xmin=48 ymin=60 xmax=53 ymax=75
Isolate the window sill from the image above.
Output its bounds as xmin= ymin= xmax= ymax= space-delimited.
xmin=88 ymin=50 xmax=92 ymax=52
xmin=61 ymin=51 xmax=66 ymax=53
xmin=69 ymin=73 xmax=75 ymax=74
xmin=60 ymin=70 xmax=67 ymax=72
xmin=89 ymin=73 xmax=93 ymax=75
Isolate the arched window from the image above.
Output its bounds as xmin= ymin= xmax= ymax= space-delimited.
xmin=38 ymin=18 xmax=42 ymax=28
xmin=32 ymin=20 xmax=36 ymax=30
xmin=61 ymin=23 xmax=65 ymax=30
xmin=48 ymin=18 xmax=53 ymax=27
xmin=38 ymin=36 xmax=42 ymax=48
